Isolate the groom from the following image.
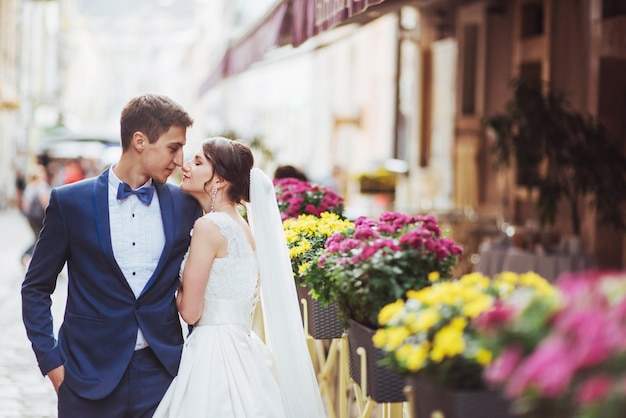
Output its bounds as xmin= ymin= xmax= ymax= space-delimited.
xmin=21 ymin=93 xmax=202 ymax=417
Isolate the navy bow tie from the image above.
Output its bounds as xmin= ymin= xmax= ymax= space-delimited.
xmin=116 ymin=182 xmax=155 ymax=205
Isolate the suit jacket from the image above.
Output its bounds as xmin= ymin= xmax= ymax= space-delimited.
xmin=21 ymin=168 xmax=202 ymax=400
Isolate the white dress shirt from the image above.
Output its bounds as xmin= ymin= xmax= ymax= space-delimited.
xmin=108 ymin=168 xmax=165 ymax=350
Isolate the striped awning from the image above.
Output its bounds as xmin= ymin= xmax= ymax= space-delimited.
xmin=198 ymin=0 xmax=401 ymax=96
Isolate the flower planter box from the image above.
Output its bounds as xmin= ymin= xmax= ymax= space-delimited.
xmin=347 ymin=319 xmax=406 ymax=403
xmin=296 ymin=285 xmax=345 ymax=340
xmin=358 ymin=177 xmax=395 ymax=194
xmin=406 ymin=375 xmax=517 ymax=418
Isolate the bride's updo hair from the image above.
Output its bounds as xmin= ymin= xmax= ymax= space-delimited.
xmin=202 ymin=136 xmax=254 ymax=203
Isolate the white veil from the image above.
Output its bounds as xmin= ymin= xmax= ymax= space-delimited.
xmin=247 ymin=168 xmax=326 ymax=418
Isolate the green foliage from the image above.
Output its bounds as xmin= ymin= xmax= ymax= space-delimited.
xmin=319 ymin=213 xmax=462 ymax=328
xmin=484 ymin=78 xmax=626 ymax=235
xmin=283 ymin=213 xmax=353 ymax=305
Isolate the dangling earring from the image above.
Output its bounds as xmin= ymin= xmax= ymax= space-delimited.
xmin=210 ymin=184 xmax=218 ymax=212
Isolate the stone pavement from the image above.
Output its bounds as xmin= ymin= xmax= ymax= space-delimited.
xmin=0 ymin=208 xmax=64 ymax=417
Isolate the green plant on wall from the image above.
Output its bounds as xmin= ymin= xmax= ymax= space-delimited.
xmin=357 ymin=167 xmax=397 ymax=194
xmin=483 ymin=78 xmax=626 ymax=236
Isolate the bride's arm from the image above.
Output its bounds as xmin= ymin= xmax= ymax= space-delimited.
xmin=177 ymin=217 xmax=225 ymax=324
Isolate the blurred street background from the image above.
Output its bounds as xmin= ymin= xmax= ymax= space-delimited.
xmin=1 ymin=0 xmax=626 ymax=273
xmin=0 ymin=0 xmax=625 ymax=416
xmin=0 ymin=209 xmax=64 ymax=418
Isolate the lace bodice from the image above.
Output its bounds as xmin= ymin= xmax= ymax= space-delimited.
xmin=179 ymin=212 xmax=260 ymax=304
xmin=207 ymin=212 xmax=259 ymax=300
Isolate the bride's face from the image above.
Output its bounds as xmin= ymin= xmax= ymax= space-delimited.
xmin=180 ymin=148 xmax=215 ymax=196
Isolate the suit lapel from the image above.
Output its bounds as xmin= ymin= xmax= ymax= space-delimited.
xmin=94 ymin=168 xmax=133 ymax=292
xmin=139 ymin=182 xmax=174 ymax=297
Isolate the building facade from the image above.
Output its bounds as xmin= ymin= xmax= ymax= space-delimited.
xmin=195 ymin=0 xmax=626 ymax=268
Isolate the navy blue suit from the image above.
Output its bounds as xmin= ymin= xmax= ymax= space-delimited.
xmin=22 ymin=168 xmax=201 ymax=401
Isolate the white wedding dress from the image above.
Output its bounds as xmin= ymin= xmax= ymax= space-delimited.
xmin=153 ymin=212 xmax=287 ymax=417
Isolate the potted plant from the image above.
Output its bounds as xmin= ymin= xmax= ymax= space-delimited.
xmin=374 ymin=272 xmax=556 ymax=418
xmin=283 ymin=212 xmax=354 ymax=339
xmin=358 ymin=167 xmax=397 ymax=194
xmin=318 ymin=211 xmax=463 ymax=402
xmin=319 ymin=212 xmax=462 ymax=329
xmin=274 ymin=177 xmax=345 ymax=221
xmin=477 ymin=270 xmax=626 ymax=418
xmin=483 ymin=78 xmax=626 ymax=236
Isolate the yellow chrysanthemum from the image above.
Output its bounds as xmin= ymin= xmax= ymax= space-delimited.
xmin=372 ymin=329 xmax=388 ymax=348
xmin=411 ymin=308 xmax=441 ymax=333
xmin=384 ymin=327 xmax=411 ymax=351
xmin=449 ymin=317 xmax=467 ymax=330
xmin=406 ymin=289 xmax=421 ymax=300
xmin=378 ymin=299 xmax=405 ymax=325
xmin=519 ymin=272 xmax=556 ymax=295
xmin=396 ymin=343 xmax=430 ymax=372
xmin=496 ymin=271 xmax=520 ymax=285
xmin=495 ymin=281 xmax=515 ymax=297
xmin=298 ymin=262 xmax=311 ymax=275
xmin=375 ymin=270 xmax=555 ymax=379
xmin=428 ymin=271 xmax=440 ymax=282
xmin=406 ymin=344 xmax=430 ymax=372
xmin=475 ymin=348 xmax=493 ymax=366
xmin=430 ymin=324 xmax=465 ymax=362
xmin=459 ymin=272 xmax=490 ymax=289
xmin=462 ymin=294 xmax=493 ymax=318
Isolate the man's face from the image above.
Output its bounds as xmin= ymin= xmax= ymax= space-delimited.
xmin=142 ymin=125 xmax=186 ymax=184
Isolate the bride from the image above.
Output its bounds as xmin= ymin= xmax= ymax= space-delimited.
xmin=153 ymin=137 xmax=326 ymax=417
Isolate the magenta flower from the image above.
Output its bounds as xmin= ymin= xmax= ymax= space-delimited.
xmin=354 ymin=225 xmax=379 ymax=240
xmin=319 ymin=211 xmax=462 ymax=328
xmin=479 ymin=270 xmax=626 ymax=416
xmin=555 ymin=308 xmax=617 ymax=369
xmin=577 ymin=376 xmax=613 ymax=405
xmin=484 ymin=346 xmax=522 ymax=385
xmin=474 ymin=300 xmax=516 ymax=334
xmin=274 ymin=178 xmax=344 ymax=220
xmin=506 ymin=336 xmax=574 ymax=398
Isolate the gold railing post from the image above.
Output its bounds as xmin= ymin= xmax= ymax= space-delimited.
xmin=339 ymin=333 xmax=348 ymax=418
xmin=403 ymin=385 xmax=414 ymax=418
xmin=316 ymin=339 xmax=339 ymax=418
xmin=351 ymin=346 xmax=374 ymax=418
xmin=300 ymin=297 xmax=309 ymax=336
xmin=356 ymin=347 xmax=367 ymax=398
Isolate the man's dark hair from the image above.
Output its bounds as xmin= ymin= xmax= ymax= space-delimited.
xmin=120 ymin=93 xmax=194 ymax=150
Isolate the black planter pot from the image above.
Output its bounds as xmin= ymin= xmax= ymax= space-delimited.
xmin=296 ymin=285 xmax=345 ymax=339
xmin=406 ymin=375 xmax=517 ymax=418
xmin=346 ymin=319 xmax=406 ymax=403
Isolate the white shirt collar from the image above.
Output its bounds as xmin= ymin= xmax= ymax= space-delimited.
xmin=108 ymin=165 xmax=154 ymax=192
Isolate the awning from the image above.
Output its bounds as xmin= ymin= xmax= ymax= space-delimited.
xmin=197 ymin=1 xmax=290 ymax=97
xmin=291 ymin=0 xmax=387 ymax=45
xmin=198 ymin=0 xmax=404 ymax=96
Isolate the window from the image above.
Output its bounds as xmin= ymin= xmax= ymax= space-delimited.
xmin=521 ymin=2 xmax=544 ymax=38
xmin=603 ymin=0 xmax=626 ymax=18
xmin=461 ymin=24 xmax=478 ymax=115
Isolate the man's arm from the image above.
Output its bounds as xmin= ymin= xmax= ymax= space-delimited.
xmin=21 ymin=188 xmax=70 ymax=376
